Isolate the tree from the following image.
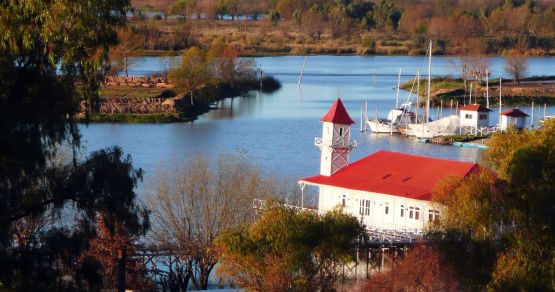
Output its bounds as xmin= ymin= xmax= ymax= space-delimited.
xmin=83 ymin=216 xmax=153 ymax=290
xmin=168 ymin=0 xmax=197 ymax=20
xmin=373 ymin=0 xmax=401 ymax=30
xmin=0 ymin=1 xmax=149 ymax=289
xmin=116 ymin=27 xmax=143 ymax=77
xmin=362 ymin=244 xmax=459 ymax=291
xmin=269 ymin=9 xmax=281 ymax=26
xmin=216 ymin=202 xmax=364 ymax=291
xmin=431 ymin=120 xmax=555 ymax=290
xmin=147 ymin=154 xmax=278 ymax=290
xmin=504 ymin=54 xmax=529 ymax=84
xmin=169 ymin=47 xmax=214 ymax=105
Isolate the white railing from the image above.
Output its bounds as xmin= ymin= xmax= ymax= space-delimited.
xmin=365 ymin=227 xmax=424 ymax=244
xmin=314 ymin=137 xmax=357 ymax=148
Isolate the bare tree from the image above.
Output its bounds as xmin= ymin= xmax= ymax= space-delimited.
xmin=505 ymin=55 xmax=528 ymax=84
xmin=117 ymin=27 xmax=142 ymax=77
xmin=147 ymin=153 xmax=278 ymax=290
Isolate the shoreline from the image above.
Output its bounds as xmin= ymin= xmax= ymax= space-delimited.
xmin=133 ymin=50 xmax=555 ymax=58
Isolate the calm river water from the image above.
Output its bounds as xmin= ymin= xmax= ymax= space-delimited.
xmin=80 ymin=55 xmax=555 ymax=192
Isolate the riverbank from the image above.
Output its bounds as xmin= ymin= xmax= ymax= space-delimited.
xmin=81 ymin=76 xmax=281 ymax=123
xmin=401 ymin=76 xmax=555 ymax=107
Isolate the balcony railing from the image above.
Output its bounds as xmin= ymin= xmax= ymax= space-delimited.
xmin=314 ymin=137 xmax=357 ymax=148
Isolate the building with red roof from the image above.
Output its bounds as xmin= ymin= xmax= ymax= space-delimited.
xmin=500 ymin=108 xmax=528 ymax=130
xmin=459 ymin=103 xmax=492 ymax=129
xmin=299 ymin=99 xmax=479 ymax=231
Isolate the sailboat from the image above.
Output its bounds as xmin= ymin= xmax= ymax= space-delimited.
xmin=405 ymin=41 xmax=460 ymax=139
xmin=366 ymin=69 xmax=418 ymax=134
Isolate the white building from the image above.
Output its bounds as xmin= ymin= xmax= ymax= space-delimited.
xmin=459 ymin=104 xmax=492 ymax=129
xmin=299 ymin=98 xmax=479 ymax=232
xmin=500 ymin=109 xmax=529 ymax=130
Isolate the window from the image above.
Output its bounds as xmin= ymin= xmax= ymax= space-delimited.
xmin=359 ymin=199 xmax=370 ymax=216
xmin=400 ymin=205 xmax=404 ymax=217
xmin=479 ymin=114 xmax=488 ymax=120
xmin=339 ymin=127 xmax=344 ymax=136
xmin=342 ymin=195 xmax=346 ymax=207
xmin=428 ymin=210 xmax=440 ymax=223
xmin=408 ymin=206 xmax=420 ymax=220
xmin=415 ymin=207 xmax=420 ymax=220
xmin=465 ymin=114 xmax=472 ymax=119
xmin=384 ymin=203 xmax=389 ymax=215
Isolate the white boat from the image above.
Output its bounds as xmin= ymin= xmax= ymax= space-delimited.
xmin=366 ymin=107 xmax=418 ymax=134
xmin=366 ymin=69 xmax=419 ymax=134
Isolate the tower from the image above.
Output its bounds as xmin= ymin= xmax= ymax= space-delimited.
xmin=316 ymin=98 xmax=357 ymax=176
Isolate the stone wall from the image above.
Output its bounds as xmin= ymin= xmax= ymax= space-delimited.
xmin=98 ymin=97 xmax=176 ymax=114
xmin=104 ymin=76 xmax=173 ymax=88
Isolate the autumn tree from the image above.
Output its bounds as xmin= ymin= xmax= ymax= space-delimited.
xmin=216 ymin=203 xmax=364 ymax=291
xmin=361 ymin=244 xmax=459 ymax=291
xmin=0 ymin=1 xmax=149 ymax=290
xmin=169 ymin=47 xmax=214 ymax=105
xmin=504 ymin=54 xmax=529 ymax=84
xmin=83 ymin=216 xmax=153 ymax=290
xmin=168 ymin=0 xmax=197 ymax=20
xmin=147 ymin=154 xmax=278 ymax=290
xmin=431 ymin=120 xmax=555 ymax=290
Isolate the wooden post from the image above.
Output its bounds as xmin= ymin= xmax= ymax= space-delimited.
xmin=360 ymin=105 xmax=364 ymax=132
xmin=117 ymin=248 xmax=127 ymax=292
xmin=531 ymin=102 xmax=535 ymax=128
xmin=298 ymin=56 xmax=307 ymax=87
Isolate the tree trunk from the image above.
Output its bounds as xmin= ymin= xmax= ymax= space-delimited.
xmin=190 ymin=90 xmax=194 ymax=106
xmin=124 ymin=54 xmax=129 ymax=77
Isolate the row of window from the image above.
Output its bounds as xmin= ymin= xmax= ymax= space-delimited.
xmin=357 ymin=201 xmax=440 ymax=223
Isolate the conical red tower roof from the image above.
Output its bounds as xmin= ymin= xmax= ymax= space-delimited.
xmin=320 ymin=98 xmax=355 ymax=125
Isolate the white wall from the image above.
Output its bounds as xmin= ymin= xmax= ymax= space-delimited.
xmin=319 ymin=122 xmax=352 ymax=176
xmin=500 ymin=115 xmax=527 ymax=130
xmin=318 ymin=185 xmax=441 ymax=231
xmin=460 ymin=110 xmax=490 ymax=128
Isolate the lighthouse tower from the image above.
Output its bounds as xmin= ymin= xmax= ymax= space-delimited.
xmin=316 ymin=98 xmax=357 ymax=176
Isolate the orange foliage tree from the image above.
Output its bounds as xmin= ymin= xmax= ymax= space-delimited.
xmin=83 ymin=215 xmax=153 ymax=290
xmin=360 ymin=244 xmax=458 ymax=292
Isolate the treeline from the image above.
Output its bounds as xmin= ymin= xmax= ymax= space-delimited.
xmin=132 ymin=0 xmax=555 ymax=55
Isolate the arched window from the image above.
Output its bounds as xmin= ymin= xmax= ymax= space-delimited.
xmin=342 ymin=195 xmax=346 ymax=207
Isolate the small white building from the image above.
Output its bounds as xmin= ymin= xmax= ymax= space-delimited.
xmin=299 ymin=98 xmax=479 ymax=232
xmin=500 ymin=109 xmax=529 ymax=130
xmin=459 ymin=104 xmax=492 ymax=128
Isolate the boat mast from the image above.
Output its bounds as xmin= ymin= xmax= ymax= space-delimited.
xmin=396 ymin=68 xmax=402 ymax=109
xmin=499 ymin=78 xmax=502 ymax=116
xmin=426 ymin=40 xmax=432 ymax=122
xmin=416 ymin=70 xmax=420 ymax=123
xmin=486 ymin=69 xmax=490 ymax=108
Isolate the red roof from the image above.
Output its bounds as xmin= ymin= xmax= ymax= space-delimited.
xmin=459 ymin=104 xmax=492 ymax=112
xmin=320 ymin=98 xmax=355 ymax=125
xmin=299 ymin=150 xmax=479 ymax=201
xmin=501 ymin=109 xmax=529 ymax=117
